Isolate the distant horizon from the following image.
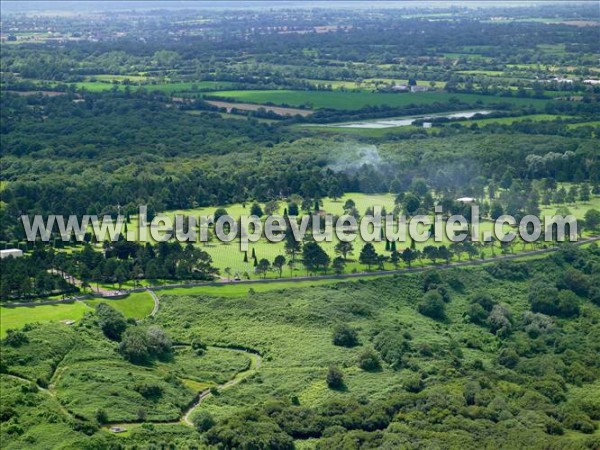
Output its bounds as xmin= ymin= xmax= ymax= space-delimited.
xmin=2 ymin=0 xmax=597 ymax=15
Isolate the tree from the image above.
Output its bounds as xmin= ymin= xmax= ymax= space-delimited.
xmin=96 ymin=303 xmax=127 ymax=341
xmin=213 ymin=208 xmax=229 ymax=223
xmin=272 ymin=255 xmax=286 ymax=278
xmin=418 ymin=291 xmax=446 ymax=320
xmin=224 ymin=267 xmax=232 ymax=281
xmin=332 ymin=323 xmax=359 ymax=347
xmin=250 ymin=202 xmax=263 ymax=217
xmin=302 ymin=241 xmax=330 ymax=274
xmin=584 ymin=209 xmax=600 ymax=230
xmin=401 ymin=248 xmax=417 ymax=268
xmin=287 ymin=202 xmax=299 ymax=216
xmin=256 ymin=258 xmax=270 ymax=278
xmin=193 ymin=411 xmax=216 ymax=432
xmin=390 ymin=251 xmax=400 ymax=269
xmin=423 ymin=245 xmax=439 ymax=264
xmin=326 ymin=366 xmax=344 ymax=389
xmin=437 ymin=245 xmax=452 ymax=264
xmin=359 ymin=243 xmax=378 ymax=270
xmin=334 ymin=241 xmax=354 ymax=260
xmin=284 ymin=231 xmax=301 ymax=264
xmin=490 ymin=201 xmax=504 ymax=220
xmin=332 ymin=256 xmax=346 ymax=274
xmin=119 ymin=327 xmax=150 ymax=363
xmin=146 ymin=326 xmax=173 ymax=359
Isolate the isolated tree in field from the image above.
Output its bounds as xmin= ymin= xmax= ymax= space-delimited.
xmin=224 ymin=267 xmax=232 ymax=281
xmin=96 ymin=303 xmax=127 ymax=341
xmin=213 ymin=208 xmax=229 ymax=223
xmin=332 ymin=323 xmax=359 ymax=347
xmin=584 ymin=209 xmax=600 ymax=230
xmin=334 ymin=241 xmax=354 ymax=260
xmin=272 ymin=255 xmax=286 ymax=278
xmin=256 ymin=258 xmax=270 ymax=278
xmin=326 ymin=365 xmax=344 ymax=389
xmin=579 ymin=183 xmax=591 ymax=202
xmin=343 ymin=199 xmax=355 ymax=212
xmin=302 ymin=241 xmax=330 ymax=274
xmin=243 ymin=252 xmax=248 ymax=263
xmin=401 ymin=248 xmax=418 ymax=268
xmin=250 ymin=202 xmax=263 ymax=217
xmin=359 ymin=243 xmax=379 ymax=270
xmin=332 ymin=256 xmax=346 ymax=274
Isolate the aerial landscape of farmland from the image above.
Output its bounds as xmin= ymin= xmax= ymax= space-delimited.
xmin=0 ymin=1 xmax=599 ymax=448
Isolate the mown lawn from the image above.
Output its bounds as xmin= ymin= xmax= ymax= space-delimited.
xmin=0 ymin=302 xmax=91 ymax=338
xmin=84 ymin=291 xmax=154 ymax=319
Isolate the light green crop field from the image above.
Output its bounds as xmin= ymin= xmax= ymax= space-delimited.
xmin=452 ymin=114 xmax=572 ymax=126
xmin=208 ymin=90 xmax=550 ymax=110
xmin=83 ymin=291 xmax=154 ymax=319
xmin=71 ymin=81 xmax=237 ymax=94
xmin=0 ymin=302 xmax=91 ymax=338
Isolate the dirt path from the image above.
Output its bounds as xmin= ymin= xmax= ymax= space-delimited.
xmin=147 ymin=289 xmax=160 ymax=317
xmin=99 ymin=345 xmax=261 ymax=431
xmin=181 ymin=348 xmax=261 ymax=426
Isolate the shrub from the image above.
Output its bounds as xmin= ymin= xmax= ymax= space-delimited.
xmin=332 ymin=324 xmax=359 ymax=347
xmin=326 ymin=366 xmax=344 ymax=389
xmin=134 ymin=382 xmax=163 ymax=400
xmin=193 ymin=411 xmax=216 ymax=432
xmin=357 ymin=348 xmax=381 ymax=371
xmin=95 ymin=409 xmax=108 ymax=424
xmin=3 ymin=329 xmax=28 ymax=347
xmin=498 ymin=348 xmax=520 ymax=369
xmin=418 ymin=291 xmax=446 ymax=320
xmin=96 ymin=303 xmax=127 ymax=341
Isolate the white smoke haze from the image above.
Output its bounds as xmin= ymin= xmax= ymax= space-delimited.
xmin=326 ymin=143 xmax=383 ymax=173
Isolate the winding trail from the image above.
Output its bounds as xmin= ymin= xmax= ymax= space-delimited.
xmin=100 ymin=345 xmax=261 ymax=430
xmin=147 ymin=289 xmax=160 ymax=317
xmin=181 ymin=349 xmax=261 ymax=426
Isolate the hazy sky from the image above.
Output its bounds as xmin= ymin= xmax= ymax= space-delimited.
xmin=2 ymin=1 xmax=594 ymax=14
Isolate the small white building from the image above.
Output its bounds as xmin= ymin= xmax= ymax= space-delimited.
xmin=456 ymin=197 xmax=476 ymax=204
xmin=423 ymin=122 xmax=433 ymax=128
xmin=0 ymin=248 xmax=23 ymax=259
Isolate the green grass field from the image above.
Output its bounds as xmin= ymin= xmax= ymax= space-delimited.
xmin=70 ymin=81 xmax=237 ymax=94
xmin=84 ymin=291 xmax=154 ymax=319
xmin=208 ymin=90 xmax=550 ymax=110
xmin=0 ymin=302 xmax=91 ymax=338
xmin=1 ymin=291 xmax=155 ymax=337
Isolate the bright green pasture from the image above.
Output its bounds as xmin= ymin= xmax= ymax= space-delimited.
xmin=1 ymin=291 xmax=155 ymax=337
xmin=0 ymin=302 xmax=91 ymax=338
xmin=83 ymin=291 xmax=154 ymax=319
xmin=208 ymin=90 xmax=550 ymax=110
